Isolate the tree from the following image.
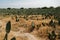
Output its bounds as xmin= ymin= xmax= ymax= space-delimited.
xmin=49 ymin=6 xmax=54 ymax=9
xmin=42 ymin=7 xmax=48 ymax=9
xmin=7 ymin=8 xmax=11 ymax=10
xmin=20 ymin=7 xmax=24 ymax=9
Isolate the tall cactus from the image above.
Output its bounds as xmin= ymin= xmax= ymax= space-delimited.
xmin=4 ymin=21 xmax=11 ymax=40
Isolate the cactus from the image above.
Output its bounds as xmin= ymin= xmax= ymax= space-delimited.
xmin=58 ymin=19 xmax=60 ymax=25
xmin=48 ymin=31 xmax=56 ymax=40
xmin=42 ymin=23 xmax=45 ymax=26
xmin=11 ymin=37 xmax=16 ymax=40
xmin=58 ymin=34 xmax=60 ymax=39
xmin=4 ymin=21 xmax=11 ymax=40
xmin=49 ymin=20 xmax=53 ymax=26
xmin=51 ymin=31 xmax=56 ymax=40
xmin=36 ymin=24 xmax=41 ymax=30
xmin=15 ymin=16 xmax=19 ymax=22
xmin=49 ymin=20 xmax=56 ymax=28
xmin=6 ymin=21 xmax=11 ymax=33
xmin=48 ymin=33 xmax=51 ymax=40
xmin=30 ymin=22 xmax=35 ymax=32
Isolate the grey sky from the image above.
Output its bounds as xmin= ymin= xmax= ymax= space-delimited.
xmin=0 ymin=0 xmax=60 ymax=8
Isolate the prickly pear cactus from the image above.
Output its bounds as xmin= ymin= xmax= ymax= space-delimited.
xmin=4 ymin=21 xmax=11 ymax=40
xmin=6 ymin=21 xmax=11 ymax=33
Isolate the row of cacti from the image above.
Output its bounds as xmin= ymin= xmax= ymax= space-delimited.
xmin=31 ymin=21 xmax=59 ymax=40
xmin=49 ymin=19 xmax=60 ymax=28
xmin=15 ymin=15 xmax=60 ymax=27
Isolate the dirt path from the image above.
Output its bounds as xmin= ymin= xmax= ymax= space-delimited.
xmin=13 ymin=31 xmax=37 ymax=40
xmin=11 ymin=31 xmax=47 ymax=40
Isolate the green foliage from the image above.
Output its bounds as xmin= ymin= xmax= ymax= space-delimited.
xmin=0 ymin=6 xmax=60 ymax=18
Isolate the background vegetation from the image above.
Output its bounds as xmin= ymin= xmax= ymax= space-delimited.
xmin=0 ymin=6 xmax=60 ymax=19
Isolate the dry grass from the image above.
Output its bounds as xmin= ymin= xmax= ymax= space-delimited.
xmin=0 ymin=15 xmax=60 ymax=40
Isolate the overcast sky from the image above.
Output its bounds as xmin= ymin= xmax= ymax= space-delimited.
xmin=0 ymin=0 xmax=60 ymax=8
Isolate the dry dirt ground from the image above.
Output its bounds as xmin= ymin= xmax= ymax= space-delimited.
xmin=0 ymin=15 xmax=60 ymax=40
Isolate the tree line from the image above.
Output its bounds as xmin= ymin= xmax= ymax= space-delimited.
xmin=0 ymin=6 xmax=60 ymax=19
